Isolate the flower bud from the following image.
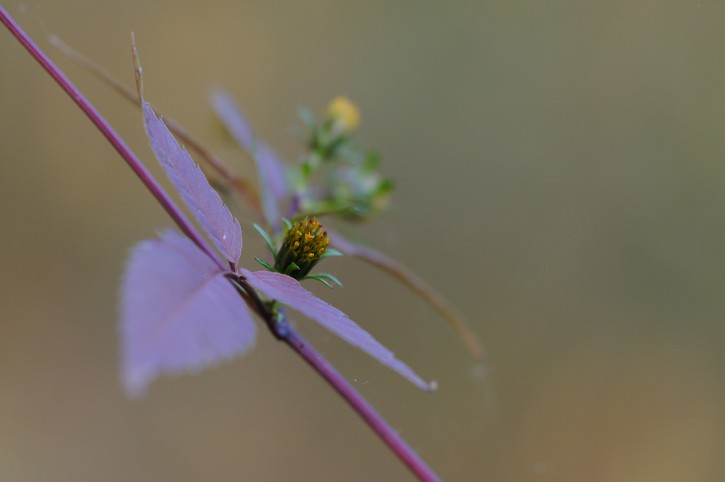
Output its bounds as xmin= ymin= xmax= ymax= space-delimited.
xmin=274 ymin=217 xmax=329 ymax=279
xmin=326 ymin=96 xmax=360 ymax=133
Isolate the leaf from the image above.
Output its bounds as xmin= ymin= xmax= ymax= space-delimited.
xmin=210 ymin=90 xmax=290 ymax=230
xmin=120 ymin=230 xmax=256 ymax=397
xmin=143 ymin=102 xmax=243 ymax=265
xmin=241 ymin=269 xmax=435 ymax=391
xmin=327 ymin=230 xmax=486 ymax=360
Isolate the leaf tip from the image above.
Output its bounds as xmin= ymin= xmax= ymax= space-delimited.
xmin=121 ymin=363 xmax=151 ymax=400
xmin=130 ymin=32 xmax=143 ymax=101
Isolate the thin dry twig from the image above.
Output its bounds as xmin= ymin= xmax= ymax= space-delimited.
xmin=49 ymin=34 xmax=263 ymax=216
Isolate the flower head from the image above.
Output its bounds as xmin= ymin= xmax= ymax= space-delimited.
xmin=326 ymin=95 xmax=360 ymax=133
xmin=274 ymin=217 xmax=329 ymax=279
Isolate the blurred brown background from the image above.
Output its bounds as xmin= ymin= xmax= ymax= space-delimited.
xmin=2 ymin=1 xmax=725 ymax=481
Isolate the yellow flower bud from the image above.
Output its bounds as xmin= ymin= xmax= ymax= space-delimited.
xmin=326 ymin=96 xmax=360 ymax=132
xmin=274 ymin=217 xmax=329 ymax=279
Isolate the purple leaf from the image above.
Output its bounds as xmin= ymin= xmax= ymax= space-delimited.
xmin=256 ymin=142 xmax=290 ymax=206
xmin=143 ymin=102 xmax=242 ymax=265
xmin=328 ymin=230 xmax=485 ymax=360
xmin=210 ymin=90 xmax=290 ymax=229
xmin=241 ymin=269 xmax=435 ymax=391
xmin=121 ymin=230 xmax=256 ymax=397
xmin=210 ymin=89 xmax=254 ymax=148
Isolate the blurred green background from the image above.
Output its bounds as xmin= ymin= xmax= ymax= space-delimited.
xmin=2 ymin=1 xmax=725 ymax=480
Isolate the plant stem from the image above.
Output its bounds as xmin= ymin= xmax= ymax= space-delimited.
xmin=1 ymin=8 xmax=442 ymax=481
xmin=234 ymin=279 xmax=442 ymax=481
xmin=0 ymin=6 xmax=220 ymax=269
xmin=328 ymin=230 xmax=486 ymax=360
xmin=48 ymin=34 xmax=264 ymax=217
xmin=284 ymin=327 xmax=441 ymax=482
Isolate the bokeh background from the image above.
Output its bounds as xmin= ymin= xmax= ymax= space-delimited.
xmin=2 ymin=1 xmax=725 ymax=480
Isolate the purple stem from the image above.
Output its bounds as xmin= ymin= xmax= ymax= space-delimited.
xmin=285 ymin=328 xmax=441 ymax=482
xmin=1 ymin=8 xmax=441 ymax=481
xmin=0 ymin=6 xmax=221 ymax=269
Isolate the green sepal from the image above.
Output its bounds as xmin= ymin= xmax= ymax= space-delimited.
xmin=304 ymin=272 xmax=343 ymax=288
xmin=306 ymin=276 xmax=333 ymax=288
xmin=253 ymin=223 xmax=277 ymax=258
xmin=321 ymin=248 xmax=343 ymax=258
xmin=254 ymin=257 xmax=275 ymax=271
xmin=284 ymin=262 xmax=301 ymax=276
xmin=281 ymin=218 xmax=293 ymax=231
xmin=318 ymin=273 xmax=343 ymax=287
